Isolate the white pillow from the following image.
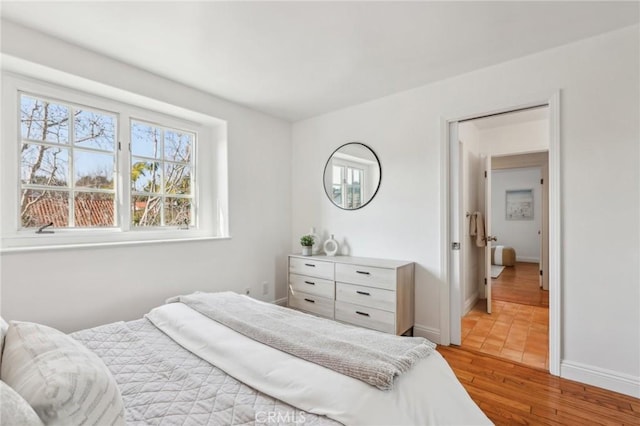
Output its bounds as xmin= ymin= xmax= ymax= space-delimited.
xmin=0 ymin=317 xmax=8 ymax=374
xmin=1 ymin=321 xmax=126 ymax=426
xmin=0 ymin=380 xmax=43 ymax=426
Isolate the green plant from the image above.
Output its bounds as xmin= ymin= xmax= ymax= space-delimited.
xmin=300 ymin=234 xmax=315 ymax=247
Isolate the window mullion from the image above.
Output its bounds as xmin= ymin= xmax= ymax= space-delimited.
xmin=112 ymin=112 xmax=120 ymax=229
xmin=191 ymin=135 xmax=197 ymax=228
xmin=68 ymin=106 xmax=76 ymax=227
xmin=120 ymin=114 xmax=131 ymax=231
xmin=160 ymin=129 xmax=165 ymax=227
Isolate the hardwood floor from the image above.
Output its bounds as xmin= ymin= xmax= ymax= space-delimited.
xmin=462 ymin=262 xmax=550 ymax=370
xmin=462 ymin=299 xmax=549 ymax=369
xmin=493 ymin=262 xmax=548 ymax=307
xmin=438 ymin=345 xmax=640 ymax=426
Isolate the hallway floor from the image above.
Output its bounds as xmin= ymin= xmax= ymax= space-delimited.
xmin=461 ymin=262 xmax=549 ymax=370
xmin=462 ymin=299 xmax=549 ymax=369
xmin=492 ymin=262 xmax=548 ymax=307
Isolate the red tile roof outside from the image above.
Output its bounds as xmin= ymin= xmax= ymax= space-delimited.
xmin=23 ymin=197 xmax=115 ymax=228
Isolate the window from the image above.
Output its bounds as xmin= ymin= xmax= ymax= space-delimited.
xmin=19 ymin=94 xmax=197 ymax=231
xmin=20 ymin=94 xmax=118 ymax=229
xmin=130 ymin=121 xmax=194 ymax=227
xmin=2 ymin=73 xmax=228 ymax=250
xmin=331 ymin=164 xmax=364 ymax=209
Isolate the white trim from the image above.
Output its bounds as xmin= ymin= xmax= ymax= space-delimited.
xmin=547 ymin=91 xmax=561 ymax=376
xmin=516 ymin=256 xmax=540 ymax=263
xmin=439 ymin=118 xmax=451 ymax=346
xmin=561 ymin=360 xmax=640 ymax=398
xmin=442 ymin=91 xmax=562 ymax=377
xmin=0 ymin=236 xmax=230 ymax=254
xmin=413 ymin=324 xmax=441 ymax=343
xmin=463 ymin=292 xmax=478 ymax=316
xmin=447 ymin=122 xmax=464 ymax=344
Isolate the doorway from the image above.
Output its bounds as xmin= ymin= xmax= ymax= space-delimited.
xmin=462 ymin=154 xmax=549 ymax=369
xmin=444 ymin=98 xmax=561 ymax=375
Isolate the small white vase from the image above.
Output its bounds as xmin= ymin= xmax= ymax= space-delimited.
xmin=323 ymin=234 xmax=339 ymax=256
xmin=301 ymin=246 xmax=312 ymax=256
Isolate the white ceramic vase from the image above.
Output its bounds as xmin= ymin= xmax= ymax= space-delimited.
xmin=323 ymin=234 xmax=339 ymax=256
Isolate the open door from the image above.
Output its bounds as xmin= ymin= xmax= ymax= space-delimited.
xmin=483 ymin=155 xmax=496 ymax=314
xmin=541 ymin=164 xmax=549 ymax=291
xmin=448 ymin=122 xmax=462 ymax=345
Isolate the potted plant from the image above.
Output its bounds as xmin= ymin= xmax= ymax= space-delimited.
xmin=300 ymin=235 xmax=314 ymax=256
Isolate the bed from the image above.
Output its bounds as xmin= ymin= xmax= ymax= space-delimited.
xmin=0 ymin=292 xmax=492 ymax=425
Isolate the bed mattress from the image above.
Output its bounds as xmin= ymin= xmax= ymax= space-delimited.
xmin=71 ymin=319 xmax=338 ymax=426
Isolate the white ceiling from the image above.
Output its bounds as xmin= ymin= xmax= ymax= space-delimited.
xmin=1 ymin=1 xmax=637 ymax=122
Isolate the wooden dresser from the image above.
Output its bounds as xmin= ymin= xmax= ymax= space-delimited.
xmin=287 ymin=255 xmax=415 ymax=335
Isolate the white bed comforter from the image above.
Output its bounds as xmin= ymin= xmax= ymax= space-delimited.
xmin=146 ymin=302 xmax=491 ymax=426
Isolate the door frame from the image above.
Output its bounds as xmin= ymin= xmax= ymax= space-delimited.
xmin=439 ymin=91 xmax=561 ymax=375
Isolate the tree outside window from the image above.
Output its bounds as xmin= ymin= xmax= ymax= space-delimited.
xmin=20 ymin=94 xmax=116 ymax=228
xmin=130 ymin=121 xmax=194 ymax=227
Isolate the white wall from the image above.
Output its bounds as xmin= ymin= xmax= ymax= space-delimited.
xmin=491 ymin=168 xmax=541 ymax=262
xmin=291 ymin=25 xmax=639 ymax=396
xmin=479 ymin=119 xmax=549 ymax=155
xmin=0 ymin=21 xmax=293 ymax=332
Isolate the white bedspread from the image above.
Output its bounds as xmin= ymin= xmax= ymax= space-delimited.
xmin=146 ymin=302 xmax=492 ymax=426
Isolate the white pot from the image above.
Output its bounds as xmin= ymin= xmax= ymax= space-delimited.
xmin=323 ymin=234 xmax=339 ymax=256
xmin=301 ymin=246 xmax=312 ymax=256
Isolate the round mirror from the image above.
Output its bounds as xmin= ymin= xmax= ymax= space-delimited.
xmin=323 ymin=142 xmax=381 ymax=210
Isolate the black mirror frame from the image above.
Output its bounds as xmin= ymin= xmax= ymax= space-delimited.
xmin=322 ymin=142 xmax=382 ymax=211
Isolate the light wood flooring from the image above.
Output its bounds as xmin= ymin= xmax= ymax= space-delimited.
xmin=438 ymin=345 xmax=640 ymax=426
xmin=462 ymin=262 xmax=549 ymax=370
xmin=493 ymin=262 xmax=548 ymax=307
xmin=463 ymin=299 xmax=549 ymax=369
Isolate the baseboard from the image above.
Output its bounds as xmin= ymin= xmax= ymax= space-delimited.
xmin=561 ymin=360 xmax=640 ymax=398
xmin=413 ymin=324 xmax=441 ymax=344
xmin=463 ymin=292 xmax=478 ymax=315
xmin=516 ymin=256 xmax=539 ymax=263
xmin=272 ymin=297 xmax=288 ymax=307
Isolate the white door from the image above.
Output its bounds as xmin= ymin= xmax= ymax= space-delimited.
xmin=449 ymin=122 xmax=462 ymax=345
xmin=483 ymin=156 xmax=495 ymax=314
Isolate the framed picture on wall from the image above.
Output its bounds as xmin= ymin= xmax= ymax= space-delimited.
xmin=506 ymin=189 xmax=533 ymax=220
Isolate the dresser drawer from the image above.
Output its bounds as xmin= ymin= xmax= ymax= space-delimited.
xmin=288 ymin=290 xmax=334 ymax=319
xmin=335 ymin=301 xmax=395 ymax=334
xmin=336 ymin=282 xmax=395 ymax=312
xmin=290 ymin=273 xmax=335 ymax=299
xmin=289 ymin=257 xmax=334 ymax=280
xmin=335 ymin=263 xmax=396 ymax=290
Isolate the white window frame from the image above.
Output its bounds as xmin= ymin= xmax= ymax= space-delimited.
xmin=1 ymin=72 xmax=229 ymax=251
xmin=19 ymin=91 xmax=121 ymax=229
xmin=128 ymin=118 xmax=197 ymax=230
xmin=332 ymin=158 xmax=366 ymax=209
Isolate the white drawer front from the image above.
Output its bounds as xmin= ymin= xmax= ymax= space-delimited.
xmin=335 ymin=301 xmax=395 ymax=334
xmin=289 ymin=257 xmax=334 ymax=280
xmin=289 ymin=274 xmax=335 ymax=299
xmin=336 ymin=282 xmax=396 ymax=312
xmin=288 ymin=290 xmax=334 ymax=319
xmin=335 ymin=263 xmax=396 ymax=290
